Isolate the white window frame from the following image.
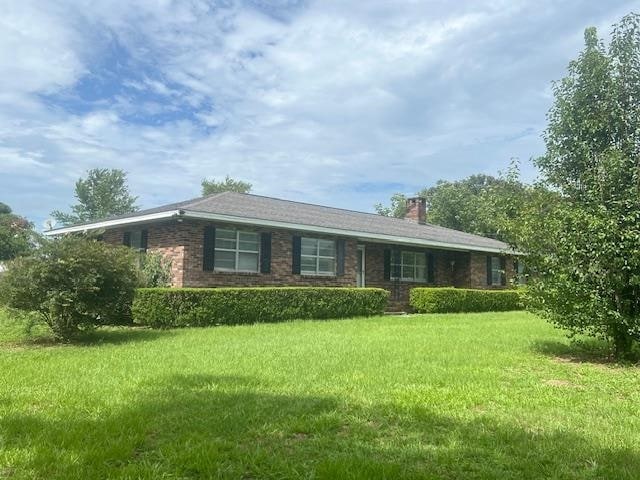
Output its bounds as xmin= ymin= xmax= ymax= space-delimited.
xmin=300 ymin=237 xmax=336 ymax=276
xmin=214 ymin=228 xmax=260 ymax=273
xmin=391 ymin=251 xmax=428 ymax=282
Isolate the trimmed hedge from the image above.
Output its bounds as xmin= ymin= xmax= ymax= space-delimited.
xmin=132 ymin=287 xmax=390 ymax=328
xmin=410 ymin=287 xmax=523 ymax=313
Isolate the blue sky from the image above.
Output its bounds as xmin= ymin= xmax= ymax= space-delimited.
xmin=1 ymin=0 xmax=637 ymax=229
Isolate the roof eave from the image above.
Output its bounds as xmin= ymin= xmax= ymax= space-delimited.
xmin=43 ymin=210 xmax=182 ymax=236
xmin=43 ymin=209 xmax=517 ymax=255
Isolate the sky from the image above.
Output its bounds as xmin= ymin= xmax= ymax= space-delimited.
xmin=1 ymin=0 xmax=637 ymax=229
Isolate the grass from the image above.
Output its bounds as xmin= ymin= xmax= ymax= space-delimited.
xmin=1 ymin=309 xmax=639 ymax=479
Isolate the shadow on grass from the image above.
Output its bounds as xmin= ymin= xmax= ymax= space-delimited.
xmin=76 ymin=326 xmax=175 ymax=346
xmin=532 ymin=338 xmax=640 ymax=365
xmin=1 ymin=324 xmax=175 ymax=349
xmin=1 ymin=374 xmax=639 ymax=479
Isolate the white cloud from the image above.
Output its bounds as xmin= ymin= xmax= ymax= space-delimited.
xmin=0 ymin=1 xmax=85 ymax=94
xmin=0 ymin=0 xmax=637 ymax=227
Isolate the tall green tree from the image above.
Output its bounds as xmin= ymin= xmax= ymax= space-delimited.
xmin=201 ymin=175 xmax=252 ymax=196
xmin=374 ymin=172 xmax=529 ymax=242
xmin=52 ymin=169 xmax=139 ymax=226
xmin=515 ymin=14 xmax=640 ymax=357
xmin=0 ymin=203 xmax=36 ymax=261
xmin=421 ymin=174 xmax=508 ymax=239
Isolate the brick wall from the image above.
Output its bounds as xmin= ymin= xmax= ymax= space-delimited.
xmin=362 ymin=243 xmax=475 ymax=308
xmin=181 ymin=221 xmax=357 ymax=287
xmin=103 ymin=221 xmax=187 ymax=286
xmin=103 ymin=220 xmax=357 ymax=288
xmin=102 ymin=220 xmax=515 ymax=308
xmin=469 ymin=252 xmax=516 ymax=289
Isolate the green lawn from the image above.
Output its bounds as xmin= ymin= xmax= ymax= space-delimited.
xmin=1 ymin=309 xmax=639 ymax=479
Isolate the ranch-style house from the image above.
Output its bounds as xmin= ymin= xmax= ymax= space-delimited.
xmin=46 ymin=192 xmax=518 ymax=308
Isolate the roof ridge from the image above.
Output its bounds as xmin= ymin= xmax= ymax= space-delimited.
xmin=199 ymin=192 xmax=499 ymax=242
xmin=182 ymin=191 xmax=230 ymax=209
xmin=209 ymin=191 xmax=420 ymax=223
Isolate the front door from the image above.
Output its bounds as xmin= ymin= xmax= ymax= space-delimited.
xmin=356 ymin=245 xmax=365 ymax=287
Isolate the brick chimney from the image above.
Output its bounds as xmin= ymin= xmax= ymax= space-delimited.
xmin=404 ymin=197 xmax=427 ymax=224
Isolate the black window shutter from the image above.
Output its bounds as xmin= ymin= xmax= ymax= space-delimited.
xmin=383 ymin=249 xmax=391 ymax=280
xmin=336 ymin=239 xmax=346 ymax=275
xmin=140 ymin=230 xmax=148 ymax=252
xmin=203 ymin=225 xmax=216 ymax=271
xmin=486 ymin=255 xmax=492 ymax=285
xmin=260 ymin=233 xmax=272 ymax=274
xmin=292 ymin=235 xmax=301 ymax=274
xmin=500 ymin=256 xmax=507 ymax=286
xmin=123 ymin=231 xmax=131 ymax=247
xmin=427 ymin=252 xmax=435 ymax=283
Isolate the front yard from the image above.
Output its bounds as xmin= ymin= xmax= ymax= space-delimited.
xmin=1 ymin=310 xmax=639 ymax=479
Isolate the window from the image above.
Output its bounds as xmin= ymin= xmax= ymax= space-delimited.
xmin=391 ymin=251 xmax=427 ymax=282
xmin=124 ymin=230 xmax=147 ymax=252
xmin=490 ymin=256 xmax=502 ymax=286
xmin=130 ymin=231 xmax=143 ymax=250
xmin=301 ymin=237 xmax=336 ymax=275
xmin=515 ymin=260 xmax=526 ymax=285
xmin=214 ymin=228 xmax=260 ymax=272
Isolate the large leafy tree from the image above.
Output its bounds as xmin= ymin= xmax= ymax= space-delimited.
xmin=52 ymin=169 xmax=139 ymax=226
xmin=375 ymin=172 xmax=529 ymax=242
xmin=201 ymin=175 xmax=252 ymax=195
xmin=0 ymin=202 xmax=36 ymax=261
xmin=515 ymin=15 xmax=640 ymax=357
xmin=421 ymin=174 xmax=510 ymax=239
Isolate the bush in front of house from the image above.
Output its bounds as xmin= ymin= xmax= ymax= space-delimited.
xmin=0 ymin=236 xmax=138 ymax=340
xmin=137 ymin=251 xmax=173 ymax=287
xmin=132 ymin=287 xmax=390 ymax=328
xmin=410 ymin=287 xmax=523 ymax=313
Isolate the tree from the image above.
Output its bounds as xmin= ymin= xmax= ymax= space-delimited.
xmin=201 ymin=175 xmax=252 ymax=195
xmin=0 ymin=203 xmax=36 ymax=261
xmin=52 ymin=169 xmax=138 ymax=226
xmin=421 ymin=175 xmax=504 ymax=238
xmin=514 ymin=14 xmax=640 ymax=358
xmin=374 ymin=193 xmax=408 ymax=218
xmin=0 ymin=237 xmax=138 ymax=341
xmin=374 ymin=172 xmax=529 ymax=242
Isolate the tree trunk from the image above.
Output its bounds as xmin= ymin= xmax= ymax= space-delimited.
xmin=612 ymin=291 xmax=633 ymax=359
xmin=612 ymin=326 xmax=632 ymax=359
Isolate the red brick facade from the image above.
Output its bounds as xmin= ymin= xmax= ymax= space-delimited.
xmin=103 ymin=219 xmax=515 ymax=307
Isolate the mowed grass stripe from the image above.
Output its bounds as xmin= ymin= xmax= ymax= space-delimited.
xmin=1 ymin=310 xmax=639 ymax=479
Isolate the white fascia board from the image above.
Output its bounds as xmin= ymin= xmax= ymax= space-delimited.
xmin=181 ymin=210 xmax=513 ymax=255
xmin=42 ymin=210 xmax=181 ymax=236
xmin=43 ymin=208 xmax=516 ymax=255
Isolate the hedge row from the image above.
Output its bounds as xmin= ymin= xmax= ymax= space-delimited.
xmin=132 ymin=287 xmax=390 ymax=328
xmin=410 ymin=287 xmax=523 ymax=313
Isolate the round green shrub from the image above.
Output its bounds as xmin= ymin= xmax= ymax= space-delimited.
xmin=0 ymin=236 xmax=138 ymax=340
xmin=409 ymin=287 xmax=523 ymax=313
